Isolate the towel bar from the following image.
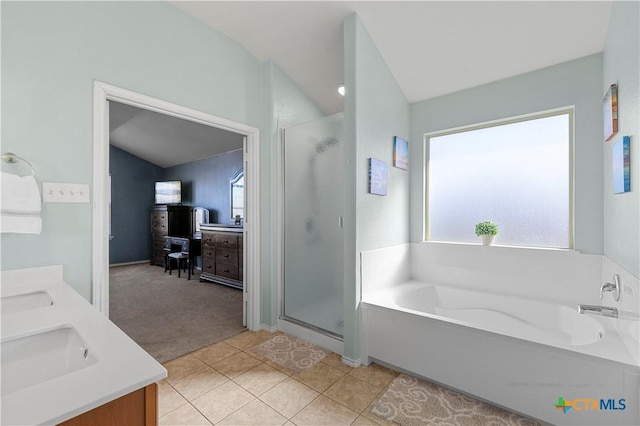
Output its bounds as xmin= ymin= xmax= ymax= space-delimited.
xmin=1 ymin=152 xmax=35 ymax=177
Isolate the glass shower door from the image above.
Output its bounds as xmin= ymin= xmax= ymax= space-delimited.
xmin=282 ymin=113 xmax=344 ymax=336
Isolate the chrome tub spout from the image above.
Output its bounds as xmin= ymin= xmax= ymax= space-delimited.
xmin=577 ymin=304 xmax=618 ymax=319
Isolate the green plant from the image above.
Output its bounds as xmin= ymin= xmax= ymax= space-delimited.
xmin=475 ymin=221 xmax=499 ymax=236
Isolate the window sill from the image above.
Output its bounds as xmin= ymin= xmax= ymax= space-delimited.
xmin=422 ymin=240 xmax=577 ymax=253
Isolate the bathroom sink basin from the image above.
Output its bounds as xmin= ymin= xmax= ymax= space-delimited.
xmin=1 ymin=290 xmax=53 ymax=315
xmin=1 ymin=326 xmax=98 ymax=394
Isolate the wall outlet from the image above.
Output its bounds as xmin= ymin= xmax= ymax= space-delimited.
xmin=42 ymin=182 xmax=90 ymax=203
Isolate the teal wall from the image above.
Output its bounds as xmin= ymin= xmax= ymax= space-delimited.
xmin=260 ymin=61 xmax=325 ymax=326
xmin=1 ymin=1 xmax=262 ymax=298
xmin=109 ymin=145 xmax=242 ymax=266
xmin=410 ymin=54 xmax=604 ymax=256
xmin=1 ymin=1 xmax=326 ymax=329
xmin=162 ymin=150 xmax=244 ymax=224
xmin=4 ymin=1 xmax=637 ymax=364
xmin=603 ymin=0 xmax=640 ymax=277
xmin=343 ymin=15 xmax=411 ymax=361
xmin=109 ymin=146 xmax=163 ymax=265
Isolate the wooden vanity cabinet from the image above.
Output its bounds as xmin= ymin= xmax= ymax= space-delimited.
xmin=150 ymin=205 xmax=192 ymax=266
xmin=58 ymin=383 xmax=157 ymax=426
xmin=200 ymin=229 xmax=243 ymax=289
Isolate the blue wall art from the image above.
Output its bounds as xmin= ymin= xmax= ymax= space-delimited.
xmin=612 ymin=135 xmax=630 ymax=194
xmin=368 ymin=158 xmax=388 ymax=196
xmin=393 ymin=136 xmax=409 ymax=170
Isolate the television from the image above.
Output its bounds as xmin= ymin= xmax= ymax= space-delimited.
xmin=155 ymin=180 xmax=182 ymax=205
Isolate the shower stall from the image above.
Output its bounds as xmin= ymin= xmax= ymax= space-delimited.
xmin=281 ymin=113 xmax=344 ymax=337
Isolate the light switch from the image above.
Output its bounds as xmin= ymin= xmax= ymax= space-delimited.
xmin=42 ymin=182 xmax=90 ymax=203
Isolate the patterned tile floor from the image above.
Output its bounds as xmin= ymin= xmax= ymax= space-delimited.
xmin=158 ymin=330 xmax=538 ymax=426
xmin=158 ymin=330 xmax=399 ymax=426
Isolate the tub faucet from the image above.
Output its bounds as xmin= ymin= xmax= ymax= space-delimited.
xmin=578 ymin=304 xmax=618 ymax=319
xmin=600 ymin=274 xmax=621 ymax=302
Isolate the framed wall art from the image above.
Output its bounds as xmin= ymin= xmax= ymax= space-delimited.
xmin=368 ymin=158 xmax=388 ymax=196
xmin=612 ymin=136 xmax=630 ymax=194
xmin=393 ymin=136 xmax=409 ymax=170
xmin=603 ymin=83 xmax=618 ymax=142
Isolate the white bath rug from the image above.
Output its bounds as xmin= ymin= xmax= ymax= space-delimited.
xmin=247 ymin=334 xmax=329 ymax=373
xmin=372 ymin=374 xmax=540 ymax=426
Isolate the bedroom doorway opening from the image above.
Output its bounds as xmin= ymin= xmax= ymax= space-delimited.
xmin=92 ymin=82 xmax=261 ymax=362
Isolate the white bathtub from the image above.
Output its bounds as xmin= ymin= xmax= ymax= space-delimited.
xmin=360 ymin=244 xmax=640 ymax=426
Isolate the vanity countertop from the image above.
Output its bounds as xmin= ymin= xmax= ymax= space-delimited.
xmin=1 ymin=265 xmax=167 ymax=425
xmin=200 ymin=223 xmax=244 ymax=233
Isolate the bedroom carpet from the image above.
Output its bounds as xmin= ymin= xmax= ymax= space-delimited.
xmin=109 ymin=263 xmax=245 ymax=364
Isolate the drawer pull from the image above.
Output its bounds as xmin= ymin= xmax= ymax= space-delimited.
xmin=224 ymin=254 xmax=229 ymax=258
xmin=224 ymin=269 xmax=230 ymax=273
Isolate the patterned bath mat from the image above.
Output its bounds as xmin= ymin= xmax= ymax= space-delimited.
xmin=248 ymin=334 xmax=329 ymax=373
xmin=372 ymin=374 xmax=540 ymax=426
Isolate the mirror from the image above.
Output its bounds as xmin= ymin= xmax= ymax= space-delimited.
xmin=230 ymin=169 xmax=244 ymax=224
xmin=192 ymin=207 xmax=209 ymax=234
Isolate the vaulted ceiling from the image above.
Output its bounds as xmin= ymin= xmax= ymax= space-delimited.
xmin=109 ymin=102 xmax=244 ymax=168
xmin=171 ymin=1 xmax=613 ymax=114
xmin=114 ymin=1 xmax=613 ymax=167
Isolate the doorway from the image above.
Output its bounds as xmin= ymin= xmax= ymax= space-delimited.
xmin=92 ymin=82 xmax=261 ymax=335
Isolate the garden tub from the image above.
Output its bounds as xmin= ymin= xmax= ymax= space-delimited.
xmin=360 ymin=244 xmax=639 ymax=426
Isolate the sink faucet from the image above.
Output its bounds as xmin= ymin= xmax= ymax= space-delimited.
xmin=578 ymin=304 xmax=618 ymax=318
xmin=600 ymin=274 xmax=621 ymax=302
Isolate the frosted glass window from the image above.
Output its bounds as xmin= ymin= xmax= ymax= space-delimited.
xmin=427 ymin=112 xmax=571 ymax=248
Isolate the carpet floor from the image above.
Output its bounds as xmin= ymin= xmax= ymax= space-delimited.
xmin=109 ymin=263 xmax=245 ymax=364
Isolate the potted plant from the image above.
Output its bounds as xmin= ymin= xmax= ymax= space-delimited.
xmin=475 ymin=221 xmax=498 ymax=246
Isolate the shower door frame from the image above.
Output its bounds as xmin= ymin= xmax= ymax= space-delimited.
xmin=277 ymin=119 xmax=345 ymax=349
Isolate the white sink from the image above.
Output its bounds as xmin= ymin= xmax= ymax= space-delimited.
xmin=1 ymin=326 xmax=98 ymax=394
xmin=1 ymin=290 xmax=53 ymax=314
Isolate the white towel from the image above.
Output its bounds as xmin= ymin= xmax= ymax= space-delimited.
xmin=1 ymin=171 xmax=42 ymax=234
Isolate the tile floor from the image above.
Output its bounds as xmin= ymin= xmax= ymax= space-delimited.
xmin=158 ymin=330 xmax=398 ymax=426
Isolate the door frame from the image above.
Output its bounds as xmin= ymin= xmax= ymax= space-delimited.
xmin=92 ymin=81 xmax=261 ymax=331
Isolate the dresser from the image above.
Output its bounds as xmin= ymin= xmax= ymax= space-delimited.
xmin=150 ymin=205 xmax=192 ymax=266
xmin=200 ymin=224 xmax=243 ymax=289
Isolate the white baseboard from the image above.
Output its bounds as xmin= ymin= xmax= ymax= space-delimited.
xmin=109 ymin=260 xmax=150 ymax=267
xmin=277 ymin=318 xmax=344 ymax=355
xmin=341 ymin=356 xmax=361 ymax=368
xmin=261 ymin=323 xmax=278 ymax=333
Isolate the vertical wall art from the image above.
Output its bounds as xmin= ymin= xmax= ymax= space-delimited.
xmin=603 ymin=83 xmax=618 ymax=142
xmin=368 ymin=158 xmax=388 ymax=196
xmin=393 ymin=136 xmax=409 ymax=170
xmin=612 ymin=136 xmax=630 ymax=194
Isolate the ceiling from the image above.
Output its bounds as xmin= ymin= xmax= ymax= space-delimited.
xmin=113 ymin=1 xmax=613 ymax=167
xmin=109 ymin=102 xmax=243 ymax=168
xmin=170 ymin=0 xmax=613 ymax=115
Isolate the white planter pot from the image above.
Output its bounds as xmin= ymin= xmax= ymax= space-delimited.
xmin=480 ymin=235 xmax=495 ymax=246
